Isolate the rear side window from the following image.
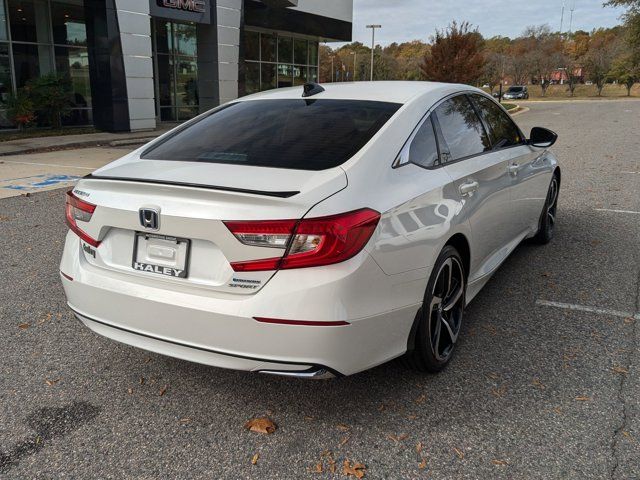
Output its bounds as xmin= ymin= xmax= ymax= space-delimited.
xmin=408 ymin=116 xmax=439 ymax=168
xmin=470 ymin=95 xmax=523 ymax=149
xmin=142 ymin=99 xmax=401 ymax=171
xmin=434 ymin=95 xmax=491 ymax=161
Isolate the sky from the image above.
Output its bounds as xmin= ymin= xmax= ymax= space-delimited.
xmin=344 ymin=0 xmax=627 ymax=45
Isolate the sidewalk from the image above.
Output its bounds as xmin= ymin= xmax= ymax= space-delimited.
xmin=0 ymin=125 xmax=175 ymax=156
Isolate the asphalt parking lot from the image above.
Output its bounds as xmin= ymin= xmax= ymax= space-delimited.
xmin=1 ymin=100 xmax=639 ymax=479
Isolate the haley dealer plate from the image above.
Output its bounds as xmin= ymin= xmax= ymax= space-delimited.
xmin=132 ymin=233 xmax=190 ymax=278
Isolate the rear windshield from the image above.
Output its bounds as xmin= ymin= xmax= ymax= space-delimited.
xmin=508 ymin=87 xmax=524 ymax=92
xmin=142 ymin=99 xmax=401 ymax=170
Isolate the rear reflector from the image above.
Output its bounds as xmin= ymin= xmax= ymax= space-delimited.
xmin=254 ymin=317 xmax=350 ymax=326
xmin=225 ymin=208 xmax=380 ymax=272
xmin=65 ymin=191 xmax=100 ymax=247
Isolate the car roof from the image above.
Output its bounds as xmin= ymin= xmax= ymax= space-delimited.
xmin=237 ymin=81 xmax=482 ymax=105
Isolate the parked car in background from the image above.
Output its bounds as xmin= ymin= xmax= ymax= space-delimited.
xmin=503 ymin=86 xmax=530 ymax=100
xmin=61 ymin=81 xmax=560 ymax=378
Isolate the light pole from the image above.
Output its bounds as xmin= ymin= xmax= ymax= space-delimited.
xmin=366 ymin=24 xmax=381 ymax=81
xmin=350 ymin=51 xmax=357 ymax=81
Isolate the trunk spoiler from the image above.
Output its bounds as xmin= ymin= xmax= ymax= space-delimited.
xmin=83 ymin=174 xmax=300 ymax=199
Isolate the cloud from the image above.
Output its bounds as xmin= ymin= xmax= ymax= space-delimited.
xmin=345 ymin=0 xmax=627 ymax=45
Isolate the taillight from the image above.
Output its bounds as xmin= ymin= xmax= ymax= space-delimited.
xmin=65 ymin=191 xmax=100 ymax=247
xmin=224 ymin=208 xmax=380 ymax=272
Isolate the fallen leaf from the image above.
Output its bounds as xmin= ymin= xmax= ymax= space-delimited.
xmin=407 ymin=414 xmax=417 ymax=420
xmin=18 ymin=323 xmax=30 ymax=330
xmin=314 ymin=462 xmax=323 ymax=473
xmin=415 ymin=394 xmax=427 ymax=404
xmin=179 ymin=418 xmax=191 ymax=424
xmin=624 ymin=317 xmax=635 ymax=325
xmin=339 ymin=435 xmax=350 ymax=447
xmin=453 ymin=447 xmax=464 ymax=459
xmin=343 ymin=459 xmax=366 ymax=478
xmin=418 ymin=458 xmax=427 ymax=470
xmin=492 ymin=459 xmax=508 ymax=466
xmin=245 ymin=417 xmax=277 ymax=435
xmin=416 ymin=442 xmax=423 ymax=454
xmin=139 ymin=377 xmax=145 ymax=385
xmin=337 ymin=423 xmax=351 ymax=432
xmin=491 ymin=384 xmax=507 ymax=398
xmin=127 ymin=388 xmax=133 ymax=395
xmin=251 ymin=453 xmax=259 ymax=465
xmin=575 ymin=396 xmax=590 ymax=402
xmin=532 ymin=379 xmax=546 ymax=390
xmin=45 ymin=378 xmax=60 ymax=386
xmin=612 ymin=366 xmax=629 ymax=375
xmin=144 ymin=357 xmax=152 ymax=364
xmin=552 ymin=407 xmax=562 ymax=415
xmin=159 ymin=385 xmax=168 ymax=396
xmin=304 ymin=416 xmax=314 ymax=421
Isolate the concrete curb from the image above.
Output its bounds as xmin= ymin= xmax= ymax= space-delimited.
xmin=509 ymin=105 xmax=530 ymax=117
xmin=0 ymin=135 xmax=160 ymax=156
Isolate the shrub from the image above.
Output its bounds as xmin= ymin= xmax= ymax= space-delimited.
xmin=26 ymin=73 xmax=73 ymax=128
xmin=7 ymin=90 xmax=36 ymax=131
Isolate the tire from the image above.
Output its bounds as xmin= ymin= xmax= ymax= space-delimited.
xmin=404 ymin=246 xmax=466 ymax=373
xmin=532 ymin=173 xmax=560 ymax=245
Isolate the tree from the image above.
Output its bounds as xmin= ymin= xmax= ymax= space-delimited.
xmin=606 ymin=1 xmax=640 ymax=64
xmin=608 ymin=53 xmax=638 ymax=95
xmin=521 ymin=25 xmax=563 ymax=96
xmin=421 ymin=21 xmax=485 ymax=84
xmin=582 ymin=30 xmax=617 ymax=95
xmin=482 ymin=52 xmax=505 ymax=92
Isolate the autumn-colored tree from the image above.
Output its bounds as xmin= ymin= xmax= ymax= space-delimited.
xmin=421 ymin=21 xmax=485 ymax=84
xmin=582 ymin=29 xmax=618 ymax=95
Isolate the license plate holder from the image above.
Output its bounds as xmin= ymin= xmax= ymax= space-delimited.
xmin=132 ymin=232 xmax=190 ymax=278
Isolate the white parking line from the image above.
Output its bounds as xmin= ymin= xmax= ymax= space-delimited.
xmin=536 ymin=299 xmax=640 ymax=320
xmin=595 ymin=208 xmax=640 ymax=215
xmin=621 ymin=171 xmax=639 ymax=174
xmin=1 ymin=160 xmax=95 ymax=170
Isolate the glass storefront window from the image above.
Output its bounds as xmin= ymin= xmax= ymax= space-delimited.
xmin=175 ymin=22 xmax=196 ymax=56
xmin=51 ymin=0 xmax=86 ymax=46
xmin=261 ymin=63 xmax=275 ymax=90
xmin=294 ymin=38 xmax=307 ymax=65
xmin=9 ymin=0 xmax=50 ymax=43
xmin=155 ymin=20 xmax=172 ymax=54
xmin=260 ymin=32 xmax=275 ymax=62
xmin=153 ymin=19 xmax=198 ymax=122
xmin=0 ymin=43 xmax=12 ymax=128
xmin=244 ymin=30 xmax=259 ymax=61
xmin=277 ymin=63 xmax=292 ymax=88
xmin=12 ymin=42 xmax=53 ymax=87
xmin=55 ymin=45 xmax=90 ymax=106
xmin=308 ymin=42 xmax=318 ymax=66
xmin=0 ymin=0 xmax=8 ymax=40
xmin=278 ymin=36 xmax=292 ymax=64
xmin=244 ymin=30 xmax=319 ymax=95
xmin=245 ymin=61 xmax=259 ymax=94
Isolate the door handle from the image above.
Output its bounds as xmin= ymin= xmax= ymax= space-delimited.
xmin=508 ymin=163 xmax=519 ymax=175
xmin=459 ymin=180 xmax=479 ymax=196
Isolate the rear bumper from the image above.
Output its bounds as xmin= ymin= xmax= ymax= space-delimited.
xmin=61 ymin=233 xmax=419 ymax=376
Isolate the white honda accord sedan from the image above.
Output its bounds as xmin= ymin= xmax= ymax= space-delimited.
xmin=60 ymin=81 xmax=560 ymax=378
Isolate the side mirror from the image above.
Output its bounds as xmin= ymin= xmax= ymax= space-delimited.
xmin=529 ymin=127 xmax=558 ymax=148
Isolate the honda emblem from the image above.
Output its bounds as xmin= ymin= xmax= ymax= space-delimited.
xmin=139 ymin=208 xmax=160 ymax=230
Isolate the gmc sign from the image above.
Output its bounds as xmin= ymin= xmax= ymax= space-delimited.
xmin=159 ymin=0 xmax=205 ymax=13
xmin=150 ymin=0 xmax=210 ymax=23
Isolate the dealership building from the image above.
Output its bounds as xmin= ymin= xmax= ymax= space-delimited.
xmin=0 ymin=0 xmax=352 ymax=131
